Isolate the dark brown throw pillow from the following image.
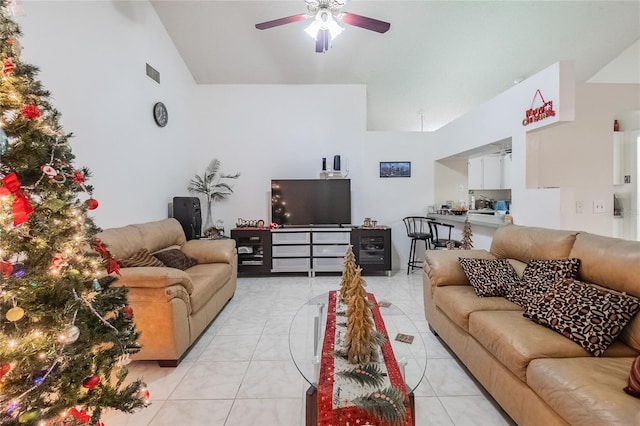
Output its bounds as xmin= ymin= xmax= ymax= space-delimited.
xmin=523 ymin=279 xmax=640 ymax=356
xmin=506 ymin=258 xmax=581 ymax=307
xmin=153 ymin=249 xmax=197 ymax=270
xmin=119 ymin=248 xmax=166 ymax=268
xmin=624 ymin=356 xmax=640 ymax=398
xmin=458 ymin=258 xmax=519 ymax=297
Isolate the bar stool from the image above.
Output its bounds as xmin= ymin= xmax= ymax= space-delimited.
xmin=428 ymin=220 xmax=462 ymax=249
xmin=403 ymin=216 xmax=432 ymax=274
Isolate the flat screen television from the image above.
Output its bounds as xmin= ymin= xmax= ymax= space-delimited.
xmin=271 ymin=179 xmax=351 ymax=226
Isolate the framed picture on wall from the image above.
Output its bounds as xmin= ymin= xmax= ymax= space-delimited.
xmin=380 ymin=161 xmax=411 ymax=178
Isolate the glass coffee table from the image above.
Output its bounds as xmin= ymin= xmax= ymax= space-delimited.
xmin=289 ymin=292 xmax=427 ymax=425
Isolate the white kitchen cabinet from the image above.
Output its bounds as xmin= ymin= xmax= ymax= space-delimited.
xmin=468 ymin=155 xmax=510 ymax=190
xmin=483 ymin=155 xmax=502 ymax=189
xmin=468 ymin=157 xmax=484 ymax=189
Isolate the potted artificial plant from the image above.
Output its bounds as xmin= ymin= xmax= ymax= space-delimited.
xmin=188 ymin=158 xmax=240 ymax=237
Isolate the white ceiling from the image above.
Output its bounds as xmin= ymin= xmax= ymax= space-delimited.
xmin=151 ymin=0 xmax=640 ymax=132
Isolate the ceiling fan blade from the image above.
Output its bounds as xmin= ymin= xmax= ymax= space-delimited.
xmin=255 ymin=14 xmax=308 ymax=30
xmin=340 ymin=12 xmax=390 ymax=33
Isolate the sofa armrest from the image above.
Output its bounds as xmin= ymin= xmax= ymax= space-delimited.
xmin=424 ymin=249 xmax=495 ymax=287
xmin=116 ymin=267 xmax=194 ymax=294
xmin=181 ymin=239 xmax=236 ymax=264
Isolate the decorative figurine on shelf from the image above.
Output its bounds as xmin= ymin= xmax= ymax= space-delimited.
xmin=188 ymin=158 xmax=240 ymax=236
xmin=505 ymin=211 xmax=514 ymax=225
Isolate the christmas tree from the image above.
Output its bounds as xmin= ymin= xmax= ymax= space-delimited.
xmin=461 ymin=216 xmax=473 ymax=249
xmin=0 ymin=3 xmax=146 ymax=425
xmin=339 ymin=245 xmax=357 ymax=302
xmin=344 ymin=268 xmax=377 ymax=364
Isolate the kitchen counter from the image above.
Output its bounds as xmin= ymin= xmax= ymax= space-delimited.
xmin=427 ymin=213 xmax=507 ymax=229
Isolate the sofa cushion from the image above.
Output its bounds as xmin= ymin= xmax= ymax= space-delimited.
xmin=505 ymin=258 xmax=580 ymax=307
xmin=468 ymin=310 xmax=637 ymax=381
xmin=625 ymin=356 xmax=640 ymax=398
xmin=434 ymin=285 xmax=521 ymax=331
xmin=119 ymin=248 xmax=166 ymax=268
xmin=524 ymin=279 xmax=640 ymax=356
xmin=135 ymin=218 xmax=187 ymax=253
xmin=490 ymin=224 xmax=578 ymax=263
xmin=570 ymin=232 xmax=640 ymax=298
xmin=95 ymin=225 xmax=144 ymax=260
xmin=153 ymin=249 xmax=198 ymax=271
xmin=117 ymin=267 xmax=194 ymax=294
xmin=424 ymin=249 xmax=496 ymax=287
xmin=458 ymin=258 xmax=518 ymax=297
xmin=527 ymin=357 xmax=640 ymax=426
xmin=188 ymin=263 xmax=232 ymax=314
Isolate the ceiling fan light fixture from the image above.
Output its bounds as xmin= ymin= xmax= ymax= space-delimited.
xmin=304 ymin=9 xmax=343 ymax=41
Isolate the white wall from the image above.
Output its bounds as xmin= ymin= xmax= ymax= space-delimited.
xmin=18 ymin=1 xmax=200 ymax=228
xmin=192 ymin=84 xmax=434 ymax=269
xmin=17 ymin=0 xmax=637 ymax=275
xmin=17 ymin=2 xmax=435 ymax=271
xmin=531 ymin=83 xmax=640 ymax=235
xmin=589 ymin=39 xmax=640 ymax=84
xmin=433 ymin=61 xmax=577 ymax=230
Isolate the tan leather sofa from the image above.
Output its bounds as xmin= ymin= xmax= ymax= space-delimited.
xmin=96 ymin=218 xmax=237 ymax=367
xmin=423 ymin=224 xmax=640 ymax=426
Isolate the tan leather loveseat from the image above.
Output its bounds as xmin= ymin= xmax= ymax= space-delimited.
xmin=423 ymin=224 xmax=640 ymax=425
xmin=96 ymin=218 xmax=237 ymax=367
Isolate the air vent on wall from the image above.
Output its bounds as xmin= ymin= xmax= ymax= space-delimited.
xmin=146 ymin=63 xmax=160 ymax=84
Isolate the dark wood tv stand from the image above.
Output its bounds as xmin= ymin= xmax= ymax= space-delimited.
xmin=231 ymin=226 xmax=391 ymax=276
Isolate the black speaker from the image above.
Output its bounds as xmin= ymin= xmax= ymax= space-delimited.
xmin=333 ymin=155 xmax=341 ymax=171
xmin=172 ymin=197 xmax=201 ymax=240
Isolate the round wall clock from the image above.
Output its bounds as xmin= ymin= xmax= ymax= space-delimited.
xmin=153 ymin=102 xmax=168 ymax=127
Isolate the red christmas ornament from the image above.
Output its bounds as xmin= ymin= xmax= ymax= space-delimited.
xmin=138 ymin=387 xmax=150 ymax=401
xmin=50 ymin=256 xmax=68 ymax=273
xmin=0 ymin=261 xmax=13 ymax=277
xmin=86 ymin=198 xmax=99 ymax=210
xmin=96 ymin=422 xmax=104 ymax=426
xmin=122 ymin=306 xmax=134 ymax=320
xmin=20 ymin=104 xmax=41 ymax=120
xmin=69 ymin=408 xmax=90 ymax=423
xmin=0 ymin=363 xmax=10 ymax=379
xmin=3 ymin=56 xmax=14 ymax=76
xmin=82 ymin=375 xmax=100 ymax=389
xmin=72 ymin=170 xmax=85 ymax=183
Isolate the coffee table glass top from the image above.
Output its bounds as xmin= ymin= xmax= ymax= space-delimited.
xmin=288 ymin=292 xmax=427 ymax=393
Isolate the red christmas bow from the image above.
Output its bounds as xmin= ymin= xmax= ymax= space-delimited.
xmin=0 ymin=173 xmax=33 ymax=225
xmin=93 ymin=238 xmax=120 ymax=276
xmin=68 ymin=407 xmax=90 ymax=423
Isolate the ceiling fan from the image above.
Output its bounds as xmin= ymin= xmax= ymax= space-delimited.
xmin=255 ymin=0 xmax=390 ymax=53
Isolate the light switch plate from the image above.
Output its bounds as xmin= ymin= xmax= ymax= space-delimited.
xmin=576 ymin=200 xmax=584 ymax=214
xmin=593 ymin=200 xmax=606 ymax=214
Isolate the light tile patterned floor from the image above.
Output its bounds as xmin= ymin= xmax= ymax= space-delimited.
xmin=102 ymin=272 xmax=515 ymax=426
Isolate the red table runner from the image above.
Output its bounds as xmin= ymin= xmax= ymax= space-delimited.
xmin=317 ymin=290 xmax=412 ymax=425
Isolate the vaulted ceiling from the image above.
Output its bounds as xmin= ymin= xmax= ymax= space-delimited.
xmin=151 ymin=0 xmax=640 ymax=131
